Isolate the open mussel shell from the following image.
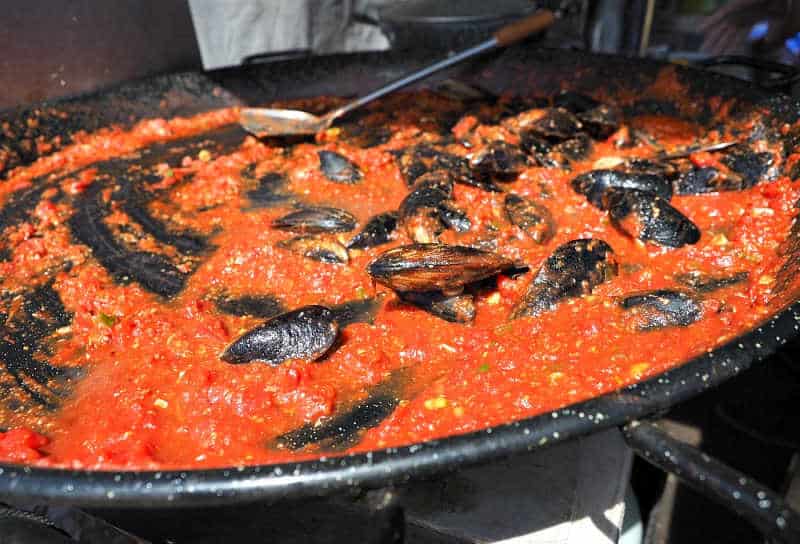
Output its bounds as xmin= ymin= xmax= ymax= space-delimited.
xmin=399 ymin=172 xmax=453 ymax=217
xmin=394 ymin=144 xmax=499 ymax=192
xmin=470 ymin=141 xmax=529 ymax=177
xmin=221 ymin=305 xmax=338 ymax=365
xmin=550 ymin=133 xmax=594 ymax=164
xmin=318 ymin=150 xmax=362 ymax=183
xmin=604 ymin=189 xmax=700 ymax=248
xmin=277 ymin=235 xmax=349 ymax=264
xmin=368 ymin=243 xmax=513 ymax=293
xmin=519 ymin=131 xmax=556 ymax=166
xmin=571 ymin=169 xmax=673 ymax=208
xmin=398 ymin=171 xmax=456 ymax=243
xmin=512 ymin=238 xmax=617 ymax=319
xmin=272 ymin=206 xmax=358 ymax=233
xmin=437 ymin=201 xmax=471 ymax=233
xmin=577 ymin=104 xmax=621 ymax=140
xmin=519 ymin=107 xmax=583 ymax=140
xmin=347 ymin=212 xmax=399 ymax=250
xmin=434 ymin=152 xmax=501 ymax=192
xmin=674 ymin=271 xmax=749 ymax=293
xmin=504 ymin=193 xmax=555 ymax=244
xmin=674 ymin=167 xmax=725 ymax=195
xmin=620 ymin=289 xmax=702 ymax=331
xmin=399 ymin=291 xmax=476 ymax=323
xmin=720 ymin=145 xmax=774 ymax=187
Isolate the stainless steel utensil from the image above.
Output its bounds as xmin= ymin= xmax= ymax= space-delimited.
xmin=239 ymin=10 xmax=555 ymax=137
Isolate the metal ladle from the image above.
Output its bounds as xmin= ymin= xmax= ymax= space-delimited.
xmin=239 ymin=10 xmax=556 ymax=138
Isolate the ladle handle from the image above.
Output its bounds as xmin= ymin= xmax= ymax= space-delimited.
xmin=495 ymin=9 xmax=557 ymax=47
xmin=327 ymin=10 xmax=555 ymax=123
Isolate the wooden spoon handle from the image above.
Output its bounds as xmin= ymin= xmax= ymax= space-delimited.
xmin=326 ymin=10 xmax=555 ymax=127
xmin=494 ymin=9 xmax=556 ymax=47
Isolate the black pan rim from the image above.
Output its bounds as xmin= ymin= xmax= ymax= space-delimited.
xmin=0 ymin=47 xmax=798 ymax=507
xmin=1 ymin=300 xmax=796 ymax=508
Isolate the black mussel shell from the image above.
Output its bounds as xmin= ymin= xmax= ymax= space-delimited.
xmin=674 ymin=167 xmax=727 ymax=194
xmin=604 ymin=189 xmax=700 ymax=248
xmin=471 ymin=141 xmax=529 ymax=177
xmin=512 ymin=238 xmax=617 ymax=319
xmin=674 ymin=271 xmax=749 ymax=293
xmin=399 ymin=291 xmax=476 ymax=323
xmin=329 ymin=296 xmax=384 ymax=327
xmin=523 ymin=107 xmax=583 ymax=140
xmin=504 ymin=193 xmax=555 ymax=244
xmin=572 ymin=170 xmax=673 ymax=208
xmin=437 ymin=201 xmax=471 ymax=233
xmin=347 ymin=212 xmax=399 ymax=250
xmin=551 ymin=133 xmax=594 ymax=164
xmin=318 ymin=150 xmax=363 ymax=183
xmin=620 ymin=289 xmax=702 ymax=331
xmin=221 ymin=305 xmax=338 ymax=365
xmin=368 ymin=243 xmax=513 ymax=292
xmin=272 ymin=206 xmax=357 ymax=233
xmin=399 ymin=171 xmax=455 ymax=243
xmin=720 ymin=146 xmax=774 ymax=187
xmin=577 ymin=104 xmax=620 ymax=140
xmin=277 ymin=235 xmax=349 ymax=264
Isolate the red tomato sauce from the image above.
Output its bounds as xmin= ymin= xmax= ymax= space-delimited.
xmin=0 ymin=89 xmax=798 ymax=469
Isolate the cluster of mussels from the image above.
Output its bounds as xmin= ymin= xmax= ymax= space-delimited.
xmin=223 ymin=91 xmax=773 ymax=367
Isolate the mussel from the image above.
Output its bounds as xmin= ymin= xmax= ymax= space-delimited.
xmin=577 ymin=104 xmax=620 ymax=140
xmin=246 ymin=172 xmax=294 ymax=207
xmin=721 ymin=146 xmax=774 ymax=187
xmin=346 ymin=212 xmax=398 ymax=250
xmin=318 ymin=150 xmax=363 ymax=183
xmin=620 ymin=290 xmax=702 ymax=331
xmin=398 ymin=171 xmax=466 ymax=243
xmin=435 ymin=151 xmax=500 ymax=192
xmin=221 ymin=305 xmax=338 ymax=365
xmin=504 ymin=193 xmax=555 ymax=244
xmin=394 ymin=145 xmax=498 ymax=191
xmin=277 ymin=235 xmax=349 ymax=264
xmin=519 ymin=107 xmax=583 ymax=140
xmin=673 ymin=167 xmax=728 ymax=195
xmin=519 ymin=131 xmax=557 ymax=167
xmin=272 ymin=206 xmax=357 ymax=233
xmin=393 ymin=147 xmax=429 ymax=186
xmin=399 ymin=291 xmax=476 ymax=323
xmin=620 ymin=158 xmax=678 ymax=178
xmin=368 ymin=243 xmax=513 ymax=293
xmin=674 ymin=271 xmax=749 ymax=293
xmin=552 ymin=91 xmax=599 ymax=113
xmin=437 ymin=201 xmax=472 ymax=233
xmin=550 ymin=133 xmax=594 ymax=164
xmin=571 ymin=169 xmax=673 ymax=208
xmin=604 ymin=189 xmax=700 ymax=248
xmin=276 ymin=390 xmax=399 ymax=451
xmin=470 ymin=141 xmax=529 ymax=178
xmin=511 ymin=238 xmax=617 ymax=319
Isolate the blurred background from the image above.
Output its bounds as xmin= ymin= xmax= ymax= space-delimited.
xmin=3 ymin=0 xmax=800 ymax=109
